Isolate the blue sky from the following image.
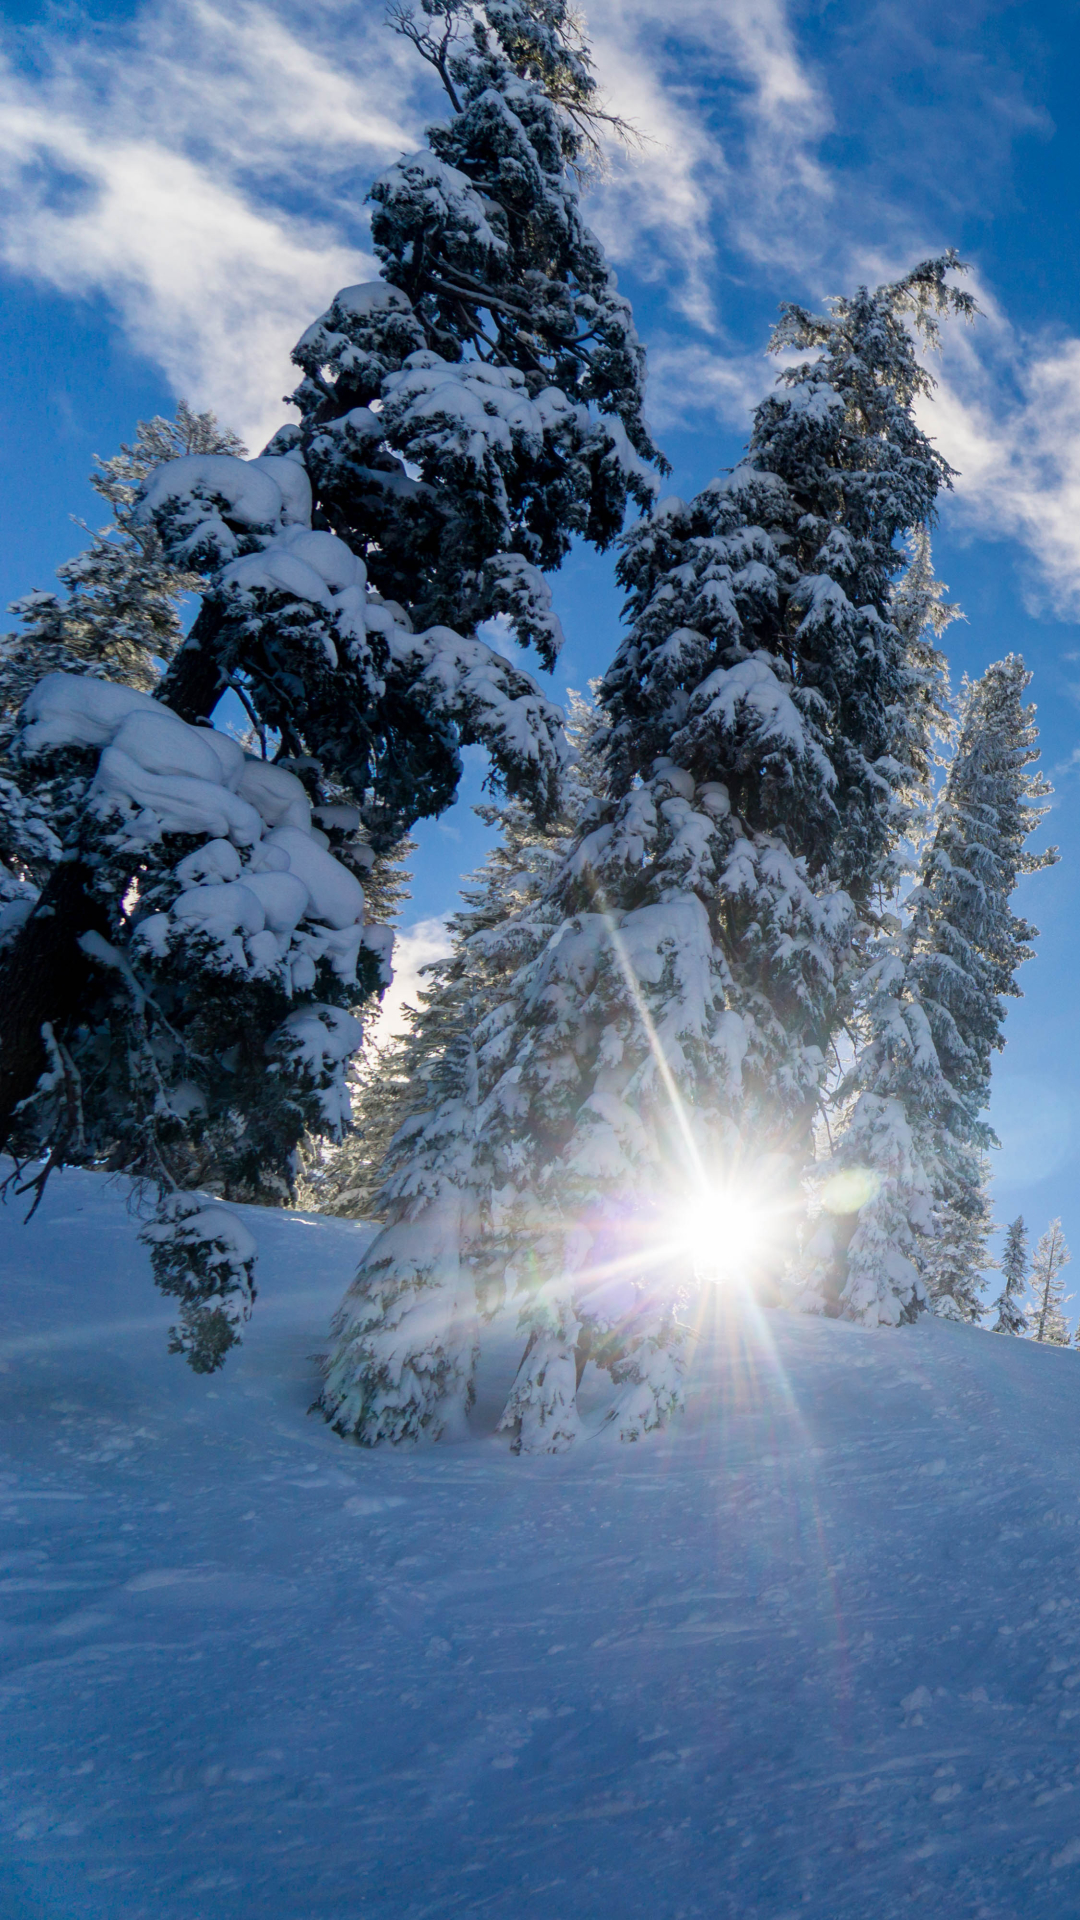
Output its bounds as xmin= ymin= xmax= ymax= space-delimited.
xmin=3 ymin=0 xmax=1080 ymax=1290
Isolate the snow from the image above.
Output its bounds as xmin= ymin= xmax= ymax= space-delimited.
xmin=217 ymin=525 xmax=367 ymax=617
xmin=19 ymin=674 xmax=159 ymax=756
xmin=110 ymin=710 xmax=243 ymax=787
xmin=235 ymin=760 xmax=311 ymax=832
xmin=258 ymin=826 xmax=364 ymax=931
xmin=8 ymin=1168 xmax=1080 ymax=1915
xmin=172 ymin=880 xmax=268 ymax=938
xmin=93 ymin=745 xmax=265 ymax=845
xmin=135 ymin=455 xmax=284 ymax=564
xmin=17 ymin=674 xmax=378 ymax=997
xmin=292 ymin=278 xmax=415 ymax=363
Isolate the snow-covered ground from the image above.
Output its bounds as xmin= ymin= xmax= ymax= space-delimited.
xmin=4 ymin=1172 xmax=1080 ymax=1917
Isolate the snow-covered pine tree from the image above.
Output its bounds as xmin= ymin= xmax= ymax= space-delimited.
xmin=992 ymin=1215 xmax=1028 ymax=1334
xmin=329 ymin=257 xmax=963 ymax=1450
xmin=319 ymin=258 xmax=977 ymax=1450
xmin=812 ymin=652 xmax=1054 ymax=1326
xmin=280 ymin=0 xmax=662 ymax=672
xmin=0 ymin=4 xmax=662 ymax=1362
xmin=153 ymin=0 xmax=664 ymax=788
xmin=318 ymin=691 xmax=603 ymax=1442
xmin=470 ymin=259 xmax=982 ymax=1446
xmin=0 ymin=408 xmax=241 ymax=926
xmin=917 ymin=655 xmax=1052 ymax=1309
xmin=1029 ymin=1219 xmax=1072 ymax=1345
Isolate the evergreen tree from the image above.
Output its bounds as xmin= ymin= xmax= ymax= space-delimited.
xmin=319 ymin=693 xmax=603 ymax=1442
xmin=0 ymin=404 xmax=244 ymax=726
xmin=327 ymin=257 xmax=976 ymax=1451
xmin=484 ymin=260 xmax=974 ymax=1441
xmin=813 ymin=654 xmax=1054 ymax=1325
xmin=1029 ymin=1219 xmax=1072 ymax=1345
xmin=0 ymin=3 xmax=660 ymax=1366
xmin=992 ymin=1215 xmax=1028 ymax=1334
xmin=0 ymin=407 xmax=241 ymax=918
xmin=922 ymin=1160 xmax=996 ymax=1321
xmin=297 ymin=834 xmax=420 ymax=1220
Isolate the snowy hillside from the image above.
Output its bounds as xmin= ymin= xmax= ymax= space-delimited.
xmin=5 ymin=1174 xmax=1080 ymax=1916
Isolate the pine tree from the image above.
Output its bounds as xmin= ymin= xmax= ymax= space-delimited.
xmin=0 ymin=4 xmax=661 ymax=1367
xmin=0 ymin=407 xmax=242 ymax=913
xmin=328 ymin=257 xmax=976 ymax=1452
xmin=318 ymin=692 xmax=603 ymax=1442
xmin=481 ymin=259 xmax=975 ymax=1441
xmin=814 ymin=653 xmax=1054 ymax=1326
xmin=1029 ymin=1219 xmax=1072 ymax=1345
xmin=992 ymin=1216 xmax=1028 ymax=1334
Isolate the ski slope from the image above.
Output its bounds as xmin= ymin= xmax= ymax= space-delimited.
xmin=3 ymin=1170 xmax=1080 ymax=1918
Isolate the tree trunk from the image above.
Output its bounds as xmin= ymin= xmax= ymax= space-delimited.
xmin=156 ymin=603 xmax=226 ymax=724
xmin=0 ymin=600 xmax=224 ymax=1151
xmin=0 ymin=861 xmax=111 ymax=1147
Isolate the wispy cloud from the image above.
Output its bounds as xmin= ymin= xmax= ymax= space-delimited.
xmin=645 ymin=339 xmax=773 ymax=433
xmin=584 ymin=0 xmax=833 ymax=327
xmin=928 ymin=293 xmax=1080 ymax=619
xmin=370 ymin=917 xmax=452 ymax=1047
xmin=3 ymin=0 xmax=1076 ymax=631
xmin=0 ymin=0 xmax=835 ymax=441
xmin=0 ymin=0 xmax=429 ymax=445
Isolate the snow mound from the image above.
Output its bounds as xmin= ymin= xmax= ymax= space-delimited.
xmin=5 ymin=1165 xmax=1080 ymax=1918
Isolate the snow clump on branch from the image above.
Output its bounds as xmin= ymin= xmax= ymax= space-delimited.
xmin=137 ymin=449 xmax=570 ymax=836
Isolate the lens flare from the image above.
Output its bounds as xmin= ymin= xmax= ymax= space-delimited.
xmin=673 ymin=1184 xmax=772 ymax=1285
xmin=819 ymin=1166 xmax=882 ymax=1215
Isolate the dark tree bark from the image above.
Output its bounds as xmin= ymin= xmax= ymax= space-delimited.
xmin=0 ymin=861 xmax=111 ymax=1147
xmin=156 ymin=603 xmax=226 ymax=724
xmin=0 ymin=603 xmax=224 ymax=1150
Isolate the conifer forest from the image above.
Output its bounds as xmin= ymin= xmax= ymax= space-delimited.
xmin=4 ymin=3 xmax=1080 ymax=1915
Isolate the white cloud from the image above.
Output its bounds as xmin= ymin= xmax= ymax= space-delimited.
xmin=0 ymin=1 xmax=430 ymax=446
xmin=0 ymin=96 xmax=361 ymax=449
xmin=584 ymin=0 xmax=832 ymax=326
xmin=646 ymin=339 xmax=773 ymax=433
xmin=369 ymin=917 xmax=453 ymax=1048
xmin=928 ymin=299 xmax=1080 ymax=620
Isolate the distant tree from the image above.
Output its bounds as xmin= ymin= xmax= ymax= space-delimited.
xmin=923 ymin=1160 xmax=996 ymax=1323
xmin=817 ymin=655 xmax=1054 ymax=1327
xmin=0 ymin=403 xmax=244 ymax=721
xmin=991 ymin=1215 xmax=1028 ymax=1335
xmin=0 ymin=407 xmax=242 ymax=920
xmin=1029 ymin=1219 xmax=1072 ymax=1345
xmin=318 ymin=692 xmax=605 ymax=1444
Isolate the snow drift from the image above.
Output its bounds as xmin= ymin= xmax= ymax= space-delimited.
xmin=4 ymin=1168 xmax=1080 ymax=1918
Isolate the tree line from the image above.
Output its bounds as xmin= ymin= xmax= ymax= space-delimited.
xmin=0 ymin=0 xmax=1057 ymax=1440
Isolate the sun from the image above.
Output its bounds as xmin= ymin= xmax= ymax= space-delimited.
xmin=676 ymin=1185 xmax=770 ymax=1284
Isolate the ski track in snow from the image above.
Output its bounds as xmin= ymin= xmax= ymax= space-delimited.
xmin=3 ymin=1173 xmax=1080 ymax=1914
